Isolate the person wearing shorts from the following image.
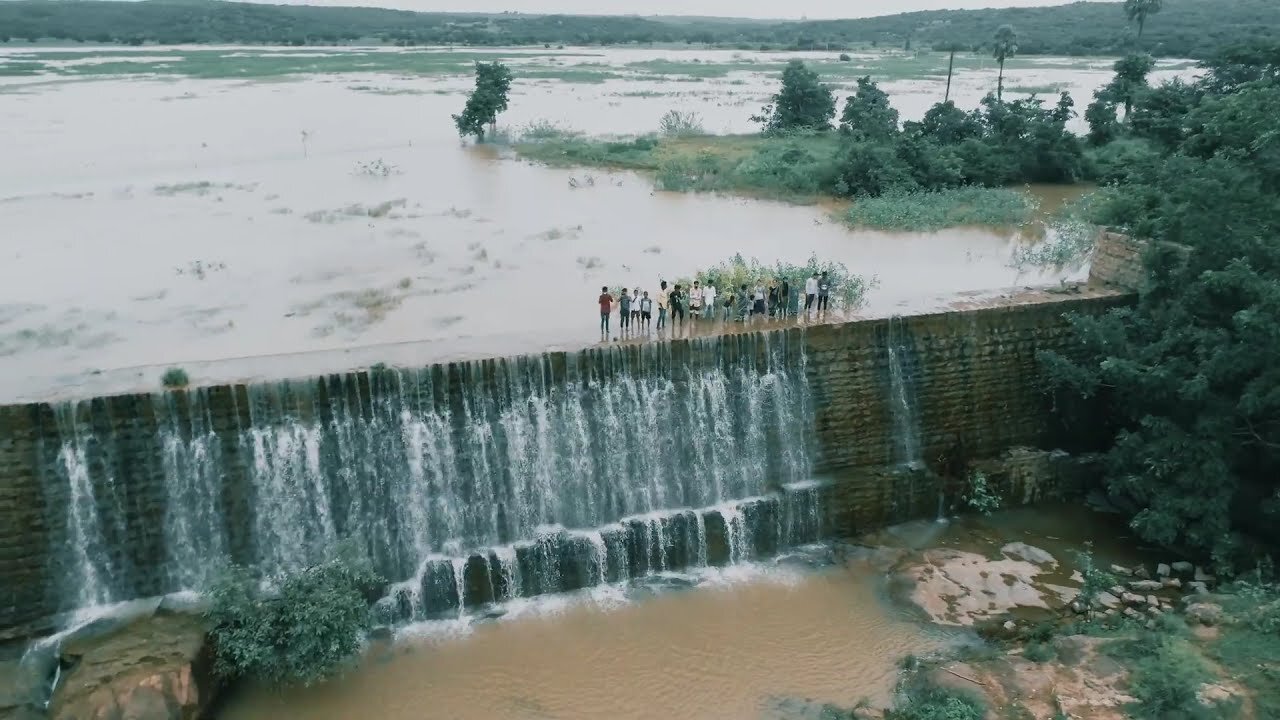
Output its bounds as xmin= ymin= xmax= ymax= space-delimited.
xmin=690 ymin=281 xmax=703 ymax=320
xmin=630 ymin=288 xmax=642 ymax=326
xmin=639 ymin=292 xmax=653 ymax=330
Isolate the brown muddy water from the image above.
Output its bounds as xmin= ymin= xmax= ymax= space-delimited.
xmin=219 ymin=504 xmax=1142 ymax=720
xmin=0 ymin=47 xmax=1195 ymax=402
xmin=221 ymin=564 xmax=950 ymax=720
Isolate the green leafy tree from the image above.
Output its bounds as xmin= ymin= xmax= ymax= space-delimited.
xmin=207 ymin=543 xmax=383 ymax=686
xmin=1085 ymin=95 xmax=1122 ymax=145
xmin=1129 ymin=78 xmax=1201 ymax=149
xmin=992 ymin=25 xmax=1018 ymax=102
xmin=750 ymin=59 xmax=835 ymax=133
xmin=453 ymin=61 xmax=513 ymax=142
xmin=1044 ymin=69 xmax=1280 ymax=557
xmin=1109 ymin=53 xmax=1157 ymax=117
xmin=1125 ymin=0 xmax=1164 ymax=41
xmin=839 ymin=76 xmax=900 ymax=141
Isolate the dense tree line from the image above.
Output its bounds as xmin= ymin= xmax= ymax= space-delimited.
xmin=745 ymin=53 xmax=1086 ymax=200
xmin=0 ymin=0 xmax=1276 ymax=58
xmin=1043 ymin=40 xmax=1280 ymax=567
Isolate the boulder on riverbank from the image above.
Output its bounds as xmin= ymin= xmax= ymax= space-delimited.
xmin=898 ymin=544 xmax=1075 ymax=626
xmin=47 ymin=611 xmax=218 ymax=720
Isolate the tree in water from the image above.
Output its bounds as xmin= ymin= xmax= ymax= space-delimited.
xmin=991 ymin=25 xmax=1018 ymax=102
xmin=452 ymin=61 xmax=513 ymax=142
xmin=1124 ymin=0 xmax=1163 ymax=41
xmin=750 ymin=60 xmax=835 ymax=134
xmin=839 ymin=76 xmax=899 ymax=141
xmin=936 ymin=41 xmax=965 ymax=102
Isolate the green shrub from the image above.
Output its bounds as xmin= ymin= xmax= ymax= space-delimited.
xmin=1024 ymin=640 xmax=1057 ymax=663
xmin=885 ymin=676 xmax=985 ymax=720
xmin=207 ymin=542 xmax=382 ymax=686
xmin=1085 ymin=138 xmax=1162 ymax=185
xmin=161 ymin=367 xmax=189 ymax=388
xmin=963 ymin=471 xmax=1001 ymax=515
xmin=844 ymin=187 xmax=1037 ymax=231
xmin=658 ymin=109 xmax=705 ymax=137
xmin=693 ymin=253 xmax=877 ymax=311
xmin=1104 ymin=619 xmax=1214 ymax=719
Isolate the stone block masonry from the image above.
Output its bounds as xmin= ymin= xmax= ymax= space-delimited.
xmin=0 ymin=288 xmax=1131 ymax=638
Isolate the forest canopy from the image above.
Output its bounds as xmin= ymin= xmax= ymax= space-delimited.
xmin=0 ymin=0 xmax=1277 ymax=58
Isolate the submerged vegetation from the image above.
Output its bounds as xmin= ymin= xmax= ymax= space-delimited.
xmin=690 ymin=254 xmax=876 ymax=311
xmin=160 ymin=367 xmax=189 ymax=388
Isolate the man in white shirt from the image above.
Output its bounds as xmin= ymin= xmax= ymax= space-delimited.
xmin=690 ymin=281 xmax=704 ymax=320
xmin=804 ymin=273 xmax=819 ymax=314
xmin=703 ymin=284 xmax=717 ymax=322
xmin=753 ymin=283 xmax=766 ymax=317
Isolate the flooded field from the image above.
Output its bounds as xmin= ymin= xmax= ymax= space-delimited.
xmin=0 ymin=46 xmax=1197 ymax=401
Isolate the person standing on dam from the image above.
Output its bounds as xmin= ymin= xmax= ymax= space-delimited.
xmin=618 ymin=287 xmax=632 ymax=335
xmin=598 ymin=286 xmax=613 ymax=337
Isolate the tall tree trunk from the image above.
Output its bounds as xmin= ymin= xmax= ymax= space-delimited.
xmin=998 ymin=59 xmax=1005 ymax=102
xmin=945 ymin=49 xmax=955 ymax=102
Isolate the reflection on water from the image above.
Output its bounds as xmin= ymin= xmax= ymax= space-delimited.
xmin=0 ymin=46 xmax=1171 ymax=401
xmin=220 ymin=564 xmax=948 ymax=720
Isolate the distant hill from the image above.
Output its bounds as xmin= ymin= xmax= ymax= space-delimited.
xmin=0 ymin=0 xmax=1275 ymax=58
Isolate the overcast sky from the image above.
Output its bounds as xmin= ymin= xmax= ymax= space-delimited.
xmin=265 ymin=0 xmax=1099 ymax=20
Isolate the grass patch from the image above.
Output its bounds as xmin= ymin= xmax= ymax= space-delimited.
xmin=1209 ymin=584 xmax=1280 ymax=719
xmin=161 ymin=367 xmax=190 ymax=388
xmin=885 ymin=675 xmax=986 ymax=720
xmin=1103 ymin=617 xmax=1219 ymax=719
xmin=844 ymin=187 xmax=1038 ymax=231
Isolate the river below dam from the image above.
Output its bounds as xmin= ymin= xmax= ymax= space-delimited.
xmin=218 ymin=504 xmax=1145 ymax=720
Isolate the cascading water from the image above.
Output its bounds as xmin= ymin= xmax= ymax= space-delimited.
xmin=885 ymin=315 xmax=923 ymax=470
xmin=39 ymin=331 xmax=822 ymax=618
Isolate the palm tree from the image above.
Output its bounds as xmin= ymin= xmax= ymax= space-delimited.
xmin=992 ymin=25 xmax=1018 ymax=102
xmin=938 ymin=41 xmax=965 ymax=102
xmin=1124 ymin=0 xmax=1163 ymax=41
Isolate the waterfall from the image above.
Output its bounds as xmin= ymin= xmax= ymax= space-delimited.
xmin=37 ymin=331 xmax=819 ymax=616
xmin=886 ymin=315 xmax=923 ymax=469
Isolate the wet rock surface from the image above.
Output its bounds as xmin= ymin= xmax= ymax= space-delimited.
xmin=47 ymin=611 xmax=217 ymax=720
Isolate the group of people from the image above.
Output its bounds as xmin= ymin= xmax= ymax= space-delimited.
xmin=596 ymin=271 xmax=834 ymax=337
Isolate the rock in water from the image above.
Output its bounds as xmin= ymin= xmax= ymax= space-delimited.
xmin=1129 ymin=580 xmax=1164 ymax=592
xmin=48 ymin=612 xmax=217 ymax=720
xmin=1171 ymin=561 xmax=1194 ymax=576
xmin=1156 ymin=563 xmax=1171 ymax=577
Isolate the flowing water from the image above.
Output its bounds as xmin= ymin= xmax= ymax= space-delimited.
xmin=0 ymin=46 xmax=1198 ymax=403
xmin=40 ymin=332 xmax=823 ymax=619
xmin=221 ymin=561 xmax=949 ymax=720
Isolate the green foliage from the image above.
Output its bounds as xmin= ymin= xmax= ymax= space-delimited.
xmin=693 ymin=253 xmax=876 ymax=311
xmin=963 ymin=470 xmax=1002 ymax=515
xmin=453 ymin=61 xmax=512 ymax=142
xmin=657 ymin=109 xmax=704 ymax=138
xmin=161 ymin=367 xmax=189 ymax=388
xmin=3 ymin=0 xmax=1277 ymax=58
xmin=1125 ymin=0 xmax=1164 ymax=40
xmin=1072 ymin=543 xmax=1120 ymax=619
xmin=751 ymin=60 xmax=836 ymax=134
xmin=839 ymin=76 xmax=899 ymax=141
xmin=885 ymin=675 xmax=986 ymax=720
xmin=1085 ymin=137 xmax=1161 ymax=183
xmin=1041 ymin=45 xmax=1280 ymax=557
xmin=845 ymin=187 xmax=1037 ymax=231
xmin=992 ymin=25 xmax=1018 ymax=101
xmin=1103 ymin=619 xmax=1214 ymax=719
xmin=1024 ymin=640 xmax=1057 ymax=663
xmin=206 ymin=542 xmax=382 ymax=687
xmin=1211 ymin=582 xmax=1280 ymax=718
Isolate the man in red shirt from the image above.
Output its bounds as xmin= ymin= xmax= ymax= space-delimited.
xmin=598 ymin=286 xmax=613 ymax=337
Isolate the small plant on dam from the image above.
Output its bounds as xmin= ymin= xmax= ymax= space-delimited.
xmin=963 ymin=470 xmax=1001 ymax=516
xmin=161 ymin=367 xmax=190 ymax=388
xmin=207 ymin=542 xmax=382 ymax=686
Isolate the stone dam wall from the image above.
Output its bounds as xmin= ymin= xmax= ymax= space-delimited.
xmin=0 ymin=290 xmax=1130 ymax=638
